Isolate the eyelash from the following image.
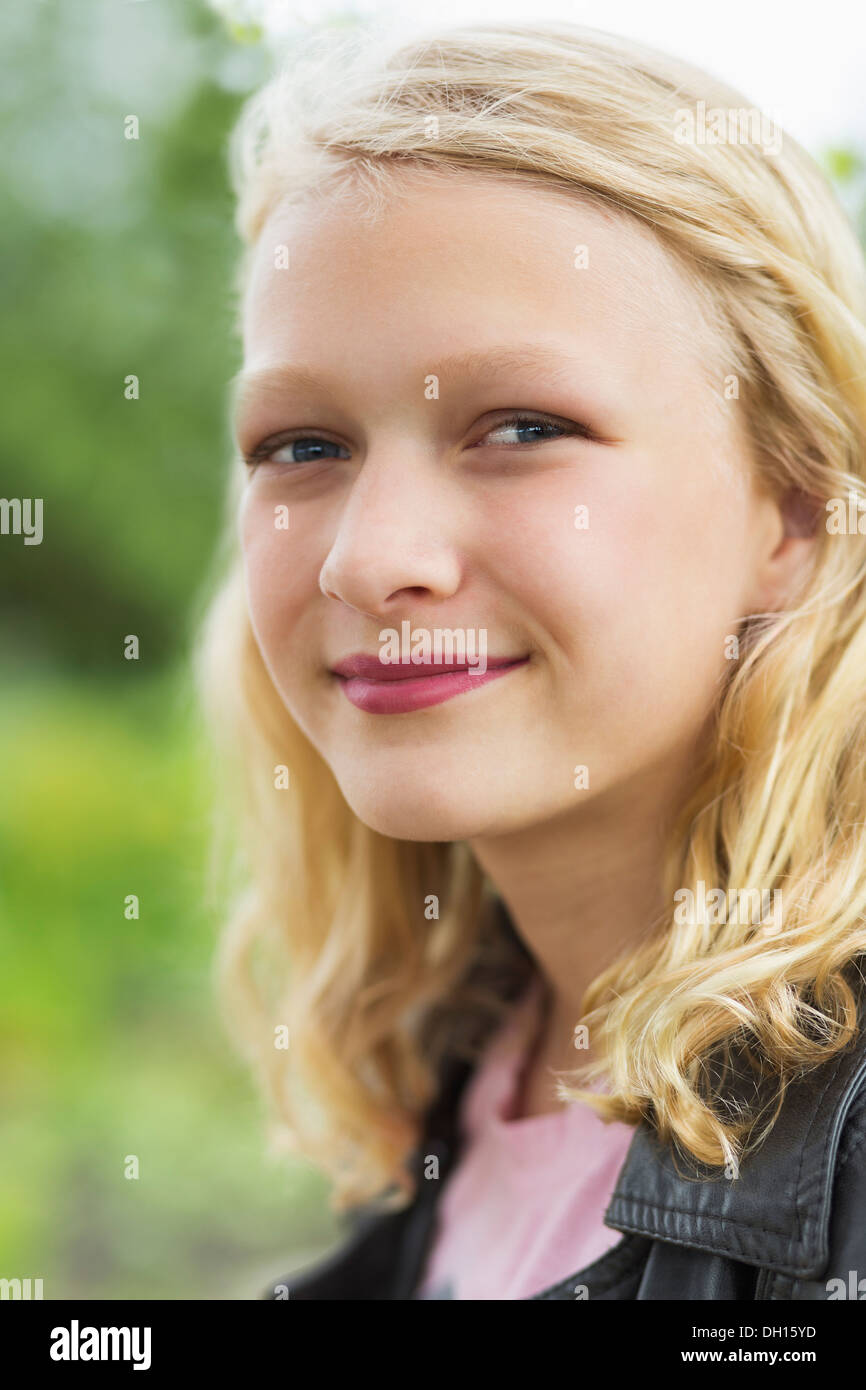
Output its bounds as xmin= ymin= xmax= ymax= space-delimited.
xmin=243 ymin=412 xmax=596 ymax=469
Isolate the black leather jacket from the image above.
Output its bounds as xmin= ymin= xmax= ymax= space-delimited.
xmin=266 ymin=996 xmax=866 ymax=1301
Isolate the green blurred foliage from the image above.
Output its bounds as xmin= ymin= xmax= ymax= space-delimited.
xmin=0 ymin=669 xmax=339 ymax=1298
xmin=0 ymin=0 xmax=257 ymax=672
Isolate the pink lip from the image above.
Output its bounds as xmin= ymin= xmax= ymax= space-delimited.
xmin=330 ymin=653 xmax=530 ymax=714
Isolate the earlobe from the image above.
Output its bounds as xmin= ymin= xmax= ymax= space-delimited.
xmin=760 ymin=535 xmax=816 ymax=612
xmin=753 ymin=488 xmax=821 ymax=613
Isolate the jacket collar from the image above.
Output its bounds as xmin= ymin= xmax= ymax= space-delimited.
xmin=604 ymin=1004 xmax=866 ymax=1279
xmin=278 ymin=972 xmax=866 ymax=1298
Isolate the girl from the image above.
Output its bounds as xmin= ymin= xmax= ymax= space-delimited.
xmin=197 ymin=21 xmax=866 ymax=1300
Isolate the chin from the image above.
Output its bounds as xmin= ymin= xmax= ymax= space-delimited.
xmin=336 ymin=778 xmax=495 ymax=843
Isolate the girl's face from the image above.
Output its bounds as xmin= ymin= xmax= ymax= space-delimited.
xmin=235 ymin=169 xmax=784 ymax=840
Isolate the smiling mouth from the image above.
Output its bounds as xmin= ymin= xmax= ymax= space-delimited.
xmin=330 ymin=655 xmax=530 ymax=714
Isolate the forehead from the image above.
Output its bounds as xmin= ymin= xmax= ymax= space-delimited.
xmin=240 ymin=165 xmax=721 ymax=392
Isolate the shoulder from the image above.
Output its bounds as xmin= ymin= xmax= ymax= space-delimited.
xmin=766 ymin=1068 xmax=866 ymax=1300
xmin=771 ymin=1016 xmax=866 ymax=1298
xmin=825 ymin=1067 xmax=866 ymax=1282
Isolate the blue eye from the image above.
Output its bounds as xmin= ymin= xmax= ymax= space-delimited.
xmin=247 ymin=435 xmax=350 ymax=467
xmin=482 ymin=415 xmax=581 ymax=447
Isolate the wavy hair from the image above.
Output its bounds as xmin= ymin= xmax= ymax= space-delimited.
xmin=196 ymin=20 xmax=866 ymax=1210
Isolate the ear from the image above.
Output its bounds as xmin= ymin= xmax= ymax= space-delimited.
xmin=749 ymin=487 xmax=821 ymax=613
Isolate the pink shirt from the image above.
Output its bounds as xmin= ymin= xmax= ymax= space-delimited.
xmin=415 ymin=974 xmax=636 ymax=1299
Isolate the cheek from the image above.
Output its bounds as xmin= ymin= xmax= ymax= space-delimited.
xmin=239 ymin=488 xmax=319 ymax=660
xmin=497 ymin=456 xmax=751 ymax=719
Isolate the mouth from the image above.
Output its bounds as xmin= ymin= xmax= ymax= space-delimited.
xmin=329 ymin=653 xmax=531 ymax=714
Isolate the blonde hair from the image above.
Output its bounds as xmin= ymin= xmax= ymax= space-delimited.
xmin=197 ymin=20 xmax=866 ymax=1210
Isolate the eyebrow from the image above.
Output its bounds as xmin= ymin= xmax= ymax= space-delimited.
xmin=230 ymin=344 xmax=588 ymax=415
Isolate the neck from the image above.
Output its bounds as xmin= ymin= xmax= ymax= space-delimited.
xmin=468 ymin=754 xmax=695 ymax=1090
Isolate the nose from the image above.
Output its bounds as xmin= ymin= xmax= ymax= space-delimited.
xmin=318 ymin=442 xmax=463 ymax=618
